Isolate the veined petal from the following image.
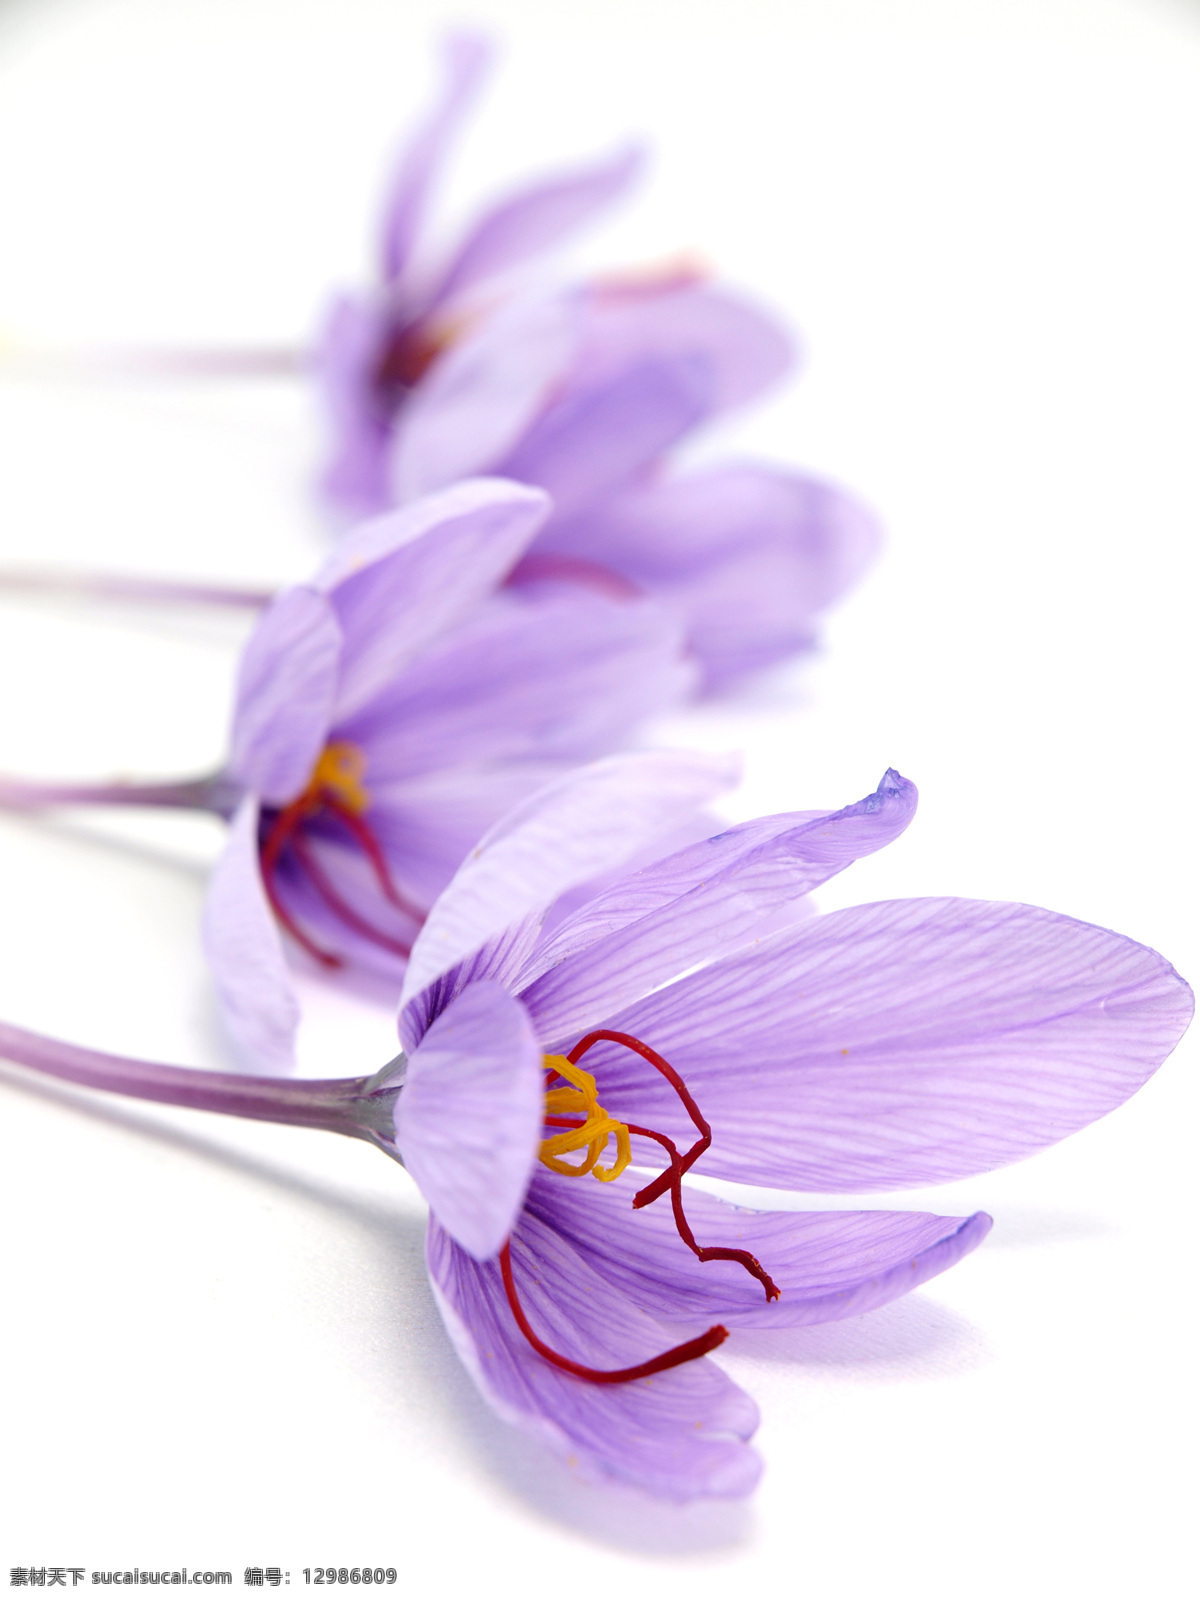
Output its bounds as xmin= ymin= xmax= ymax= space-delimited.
xmin=313 ymin=292 xmax=395 ymax=520
xmin=398 ymin=749 xmax=739 ymax=1036
xmin=379 ymin=32 xmax=492 ymax=285
xmin=315 ymin=479 xmax=550 ymax=721
xmin=525 ymin=1169 xmax=991 ymax=1330
xmin=498 ymin=355 xmax=714 ymax=521
xmin=426 ymin=1212 xmax=761 ymax=1501
xmin=395 ymin=982 xmax=542 ymax=1260
xmin=573 ymin=898 xmax=1194 ymax=1190
xmin=391 ymin=294 xmax=580 ymax=502
xmin=264 ymin=831 xmax=416 ymax=986
xmin=541 ymin=464 xmax=882 ymax=689
xmin=201 ymin=796 xmax=299 ymax=1073
xmin=366 ymin=762 xmax=566 ymax=912
xmin=432 ymin=143 xmax=643 ymax=308
xmin=571 ymin=280 xmax=794 ymax=418
xmin=338 ymin=588 xmax=693 ymax=782
xmin=518 ymin=770 xmax=917 ymax=1042
xmin=227 ymin=587 xmax=342 ymax=806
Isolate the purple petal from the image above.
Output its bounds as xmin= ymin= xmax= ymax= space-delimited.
xmin=390 ymin=294 xmax=579 ymax=502
xmin=517 ymin=771 xmax=917 ymax=1044
xmin=227 ymin=587 xmax=342 ymax=805
xmin=395 ymin=982 xmax=542 ymax=1260
xmin=366 ymin=763 xmax=566 ymax=913
xmin=398 ymin=750 xmax=739 ymax=1034
xmin=524 ymin=1168 xmax=992 ymax=1330
xmin=426 ymin=1212 xmax=761 ymax=1500
xmin=540 ymin=464 xmax=882 ymax=689
xmin=263 ymin=829 xmax=415 ymax=986
xmin=497 ymin=355 xmax=714 ymax=521
xmin=201 ymin=796 xmax=299 ymax=1073
xmin=379 ymin=33 xmax=492 ymax=285
xmin=314 ymin=479 xmax=550 ymax=722
xmin=338 ymin=588 xmax=693 ymax=782
xmin=432 ymin=144 xmax=643 ymax=308
xmin=569 ymin=279 xmax=793 ymax=419
xmin=572 ymin=898 xmax=1194 ymax=1191
xmin=312 ymin=292 xmax=396 ymax=521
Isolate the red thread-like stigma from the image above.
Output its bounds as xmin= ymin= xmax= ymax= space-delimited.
xmin=565 ymin=1032 xmax=781 ymax=1302
xmin=257 ymin=747 xmax=422 ymax=966
xmin=498 ymin=1243 xmax=727 ymax=1384
xmin=501 ymin=1030 xmax=780 ymax=1388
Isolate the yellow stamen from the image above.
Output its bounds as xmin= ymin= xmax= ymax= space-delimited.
xmin=539 ymin=1055 xmax=632 ymax=1183
xmin=305 ymin=741 xmax=370 ymax=815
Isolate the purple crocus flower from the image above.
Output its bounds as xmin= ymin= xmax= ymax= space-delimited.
xmin=384 ymin=762 xmax=1192 ymax=1498
xmin=317 ymin=32 xmax=643 ymax=520
xmin=0 ymin=480 xmax=700 ymax=1074
xmin=1 ymin=760 xmax=1189 ymax=1501
xmin=317 ymin=36 xmax=879 ymax=691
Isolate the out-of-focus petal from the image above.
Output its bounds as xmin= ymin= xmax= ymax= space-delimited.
xmin=541 ymin=464 xmax=882 ymax=689
xmin=227 ymin=587 xmax=342 ymax=806
xmin=577 ymin=898 xmax=1195 ymax=1191
xmin=315 ymin=479 xmax=550 ymax=721
xmin=395 ymin=982 xmax=542 ymax=1260
xmin=518 ymin=771 xmax=917 ymax=1042
xmin=399 ymin=750 xmax=739 ymax=1035
xmin=524 ymin=1169 xmax=991 ymax=1330
xmin=201 ymin=796 xmax=300 ymax=1073
xmin=262 ymin=831 xmax=416 ymax=987
xmin=313 ymin=292 xmax=395 ymax=521
xmin=367 ymin=762 xmax=565 ymax=913
xmin=390 ymin=295 xmax=580 ymax=501
xmin=340 ymin=588 xmax=693 ymax=782
xmin=426 ymin=1212 xmax=761 ymax=1501
xmin=570 ymin=280 xmax=793 ymax=418
xmin=432 ymin=144 xmax=643 ymax=308
xmin=497 ymin=355 xmax=713 ymax=521
xmin=379 ymin=32 xmax=493 ymax=285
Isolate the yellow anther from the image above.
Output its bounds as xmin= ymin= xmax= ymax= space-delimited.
xmin=306 ymin=741 xmax=371 ymax=815
xmin=539 ymin=1055 xmax=632 ymax=1183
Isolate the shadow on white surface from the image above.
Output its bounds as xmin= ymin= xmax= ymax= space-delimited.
xmin=12 ymin=808 xmax=216 ymax=880
xmin=724 ymin=1292 xmax=990 ymax=1379
xmin=0 ymin=1060 xmax=1011 ymax=1558
xmin=982 ymin=1205 xmax=1115 ymax=1249
xmin=0 ymin=1063 xmax=753 ymax=1554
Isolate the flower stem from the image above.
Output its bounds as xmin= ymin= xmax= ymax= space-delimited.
xmin=0 ymin=566 xmax=274 ymax=610
xmin=0 ymin=772 xmax=242 ymax=819
xmin=0 ymin=337 xmax=308 ymax=380
xmin=0 ymin=1019 xmax=405 ymax=1154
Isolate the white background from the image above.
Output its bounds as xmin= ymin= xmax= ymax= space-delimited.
xmin=0 ymin=0 xmax=1197 ymax=1593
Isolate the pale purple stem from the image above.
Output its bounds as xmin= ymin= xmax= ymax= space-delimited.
xmin=0 ymin=772 xmax=242 ymax=820
xmin=0 ymin=567 xmax=274 ymax=610
xmin=0 ymin=343 xmax=309 ymax=380
xmin=0 ymin=1019 xmax=405 ymax=1154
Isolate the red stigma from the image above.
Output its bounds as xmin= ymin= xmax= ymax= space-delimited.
xmin=258 ymin=767 xmax=423 ymax=968
xmin=501 ymin=1031 xmax=780 ymax=1387
xmin=499 ymin=1244 xmax=728 ymax=1385
xmin=506 ymin=552 xmax=643 ymax=602
xmin=567 ymin=1032 xmax=781 ymax=1303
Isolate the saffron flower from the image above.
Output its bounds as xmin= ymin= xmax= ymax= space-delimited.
xmin=317 ymin=36 xmax=880 ymax=691
xmin=2 ymin=762 xmax=1188 ymax=1500
xmin=317 ymin=32 xmax=643 ymax=519
xmin=0 ymin=480 xmax=700 ymax=1072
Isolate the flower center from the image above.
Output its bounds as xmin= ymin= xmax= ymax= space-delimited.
xmin=501 ymin=1029 xmax=781 ymax=1386
xmin=538 ymin=1057 xmax=632 ymax=1182
xmin=373 ymin=306 xmax=476 ymax=400
xmin=505 ymin=551 xmax=643 ymax=602
xmin=257 ymin=741 xmax=424 ymax=969
xmin=304 ymin=741 xmax=371 ymax=817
